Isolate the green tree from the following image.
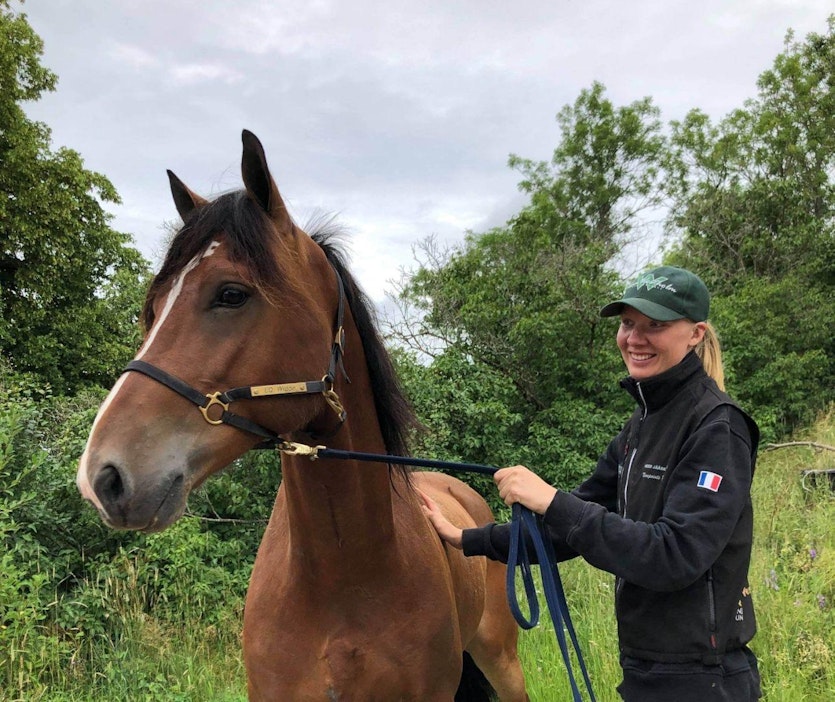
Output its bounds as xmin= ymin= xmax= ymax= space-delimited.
xmin=666 ymin=18 xmax=835 ymax=437
xmin=390 ymin=84 xmax=666 ymax=487
xmin=0 ymin=0 xmax=150 ymax=393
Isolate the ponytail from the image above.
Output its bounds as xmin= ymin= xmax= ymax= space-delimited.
xmin=695 ymin=321 xmax=725 ymax=391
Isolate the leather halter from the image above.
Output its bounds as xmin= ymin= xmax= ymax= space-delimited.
xmin=124 ymin=266 xmax=349 ymax=446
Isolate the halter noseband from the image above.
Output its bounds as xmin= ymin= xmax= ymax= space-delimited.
xmin=124 ymin=267 xmax=349 ymax=446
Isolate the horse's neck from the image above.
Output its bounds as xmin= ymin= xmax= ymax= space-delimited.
xmin=278 ymin=365 xmax=404 ymax=570
xmin=280 ymin=449 xmax=397 ymax=551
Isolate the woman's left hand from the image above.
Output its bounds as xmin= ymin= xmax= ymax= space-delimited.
xmin=418 ymin=490 xmax=463 ymax=549
xmin=494 ymin=465 xmax=557 ymax=515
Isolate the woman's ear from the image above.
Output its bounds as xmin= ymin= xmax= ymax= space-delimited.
xmin=690 ymin=321 xmax=707 ymax=347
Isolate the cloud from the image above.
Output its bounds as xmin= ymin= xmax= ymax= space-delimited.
xmin=167 ymin=63 xmax=244 ymax=87
xmin=108 ymin=42 xmax=160 ymax=70
xmin=21 ymin=0 xmax=835 ymax=302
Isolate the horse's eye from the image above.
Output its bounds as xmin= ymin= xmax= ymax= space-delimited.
xmin=215 ymin=286 xmax=249 ymax=308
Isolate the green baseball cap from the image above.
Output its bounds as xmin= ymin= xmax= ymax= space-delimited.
xmin=600 ymin=266 xmax=710 ymax=321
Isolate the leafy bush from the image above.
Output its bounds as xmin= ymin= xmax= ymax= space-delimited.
xmin=0 ymin=360 xmax=269 ymax=698
xmin=0 ymin=394 xmax=70 ymax=695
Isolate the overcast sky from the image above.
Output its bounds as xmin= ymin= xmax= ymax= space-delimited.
xmin=20 ymin=0 xmax=833 ymax=302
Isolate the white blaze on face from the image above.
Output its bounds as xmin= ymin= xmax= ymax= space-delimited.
xmin=135 ymin=240 xmax=221 ymax=360
xmin=76 ymin=241 xmax=222 ymax=508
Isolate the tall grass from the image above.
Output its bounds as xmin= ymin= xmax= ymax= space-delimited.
xmin=1 ymin=547 xmax=247 ymax=702
xmin=745 ymin=409 xmax=835 ymax=701
xmin=516 ymin=561 xmax=619 ymax=701
xmin=3 ymin=410 xmax=833 ymax=701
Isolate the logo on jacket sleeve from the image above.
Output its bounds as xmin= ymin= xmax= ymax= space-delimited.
xmin=697 ymin=470 xmax=723 ymax=492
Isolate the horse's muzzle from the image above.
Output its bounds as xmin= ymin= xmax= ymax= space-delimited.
xmin=88 ymin=463 xmax=187 ymax=532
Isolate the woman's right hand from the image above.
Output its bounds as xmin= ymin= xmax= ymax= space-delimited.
xmin=418 ymin=491 xmax=463 ymax=550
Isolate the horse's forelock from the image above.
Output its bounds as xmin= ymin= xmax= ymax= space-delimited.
xmin=143 ymin=191 xmax=300 ymax=329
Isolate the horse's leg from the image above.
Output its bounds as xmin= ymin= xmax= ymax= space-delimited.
xmin=467 ymin=557 xmax=529 ymax=702
xmin=414 ymin=472 xmax=529 ymax=701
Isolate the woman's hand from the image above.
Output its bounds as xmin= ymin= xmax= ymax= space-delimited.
xmin=418 ymin=491 xmax=463 ymax=550
xmin=495 ymin=465 xmax=557 ymax=515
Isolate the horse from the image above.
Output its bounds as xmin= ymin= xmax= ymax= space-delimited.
xmin=76 ymin=130 xmax=528 ymax=701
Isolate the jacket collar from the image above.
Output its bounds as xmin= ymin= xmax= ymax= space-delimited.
xmin=620 ymin=351 xmax=705 ymax=411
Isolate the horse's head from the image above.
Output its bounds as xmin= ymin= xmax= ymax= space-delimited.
xmin=77 ymin=131 xmax=346 ymax=532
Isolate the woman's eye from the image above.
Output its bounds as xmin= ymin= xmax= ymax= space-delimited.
xmin=215 ymin=287 xmax=249 ymax=308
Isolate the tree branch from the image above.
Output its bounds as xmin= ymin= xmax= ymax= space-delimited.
xmin=763 ymin=441 xmax=835 ymax=453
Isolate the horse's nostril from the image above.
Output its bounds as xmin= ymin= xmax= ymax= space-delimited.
xmin=94 ymin=464 xmax=125 ymax=506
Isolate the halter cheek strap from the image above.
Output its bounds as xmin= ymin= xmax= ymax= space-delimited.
xmin=124 ymin=266 xmax=349 ymax=446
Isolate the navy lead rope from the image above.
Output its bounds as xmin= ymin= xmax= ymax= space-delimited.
xmin=306 ymin=447 xmax=596 ymax=702
xmin=507 ymin=503 xmax=596 ymax=702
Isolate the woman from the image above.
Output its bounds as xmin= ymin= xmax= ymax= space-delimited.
xmin=422 ymin=266 xmax=762 ymax=701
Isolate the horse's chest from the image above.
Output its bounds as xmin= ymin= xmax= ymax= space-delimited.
xmin=244 ymin=582 xmax=460 ymax=700
xmin=248 ymin=633 xmax=453 ymax=701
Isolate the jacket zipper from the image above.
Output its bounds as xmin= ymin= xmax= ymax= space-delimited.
xmin=617 ymin=382 xmax=648 ymax=601
xmin=621 ymin=381 xmax=648 ymax=517
xmin=707 ymin=568 xmax=718 ymax=650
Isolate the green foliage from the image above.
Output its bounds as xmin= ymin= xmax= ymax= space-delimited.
xmin=0 ymin=392 xmax=67 ymax=697
xmin=0 ymin=1 xmax=151 ymax=394
xmin=510 ymin=81 xmax=667 ymax=251
xmin=396 ymin=348 xmax=624 ymax=509
xmin=0 ymin=0 xmax=55 ymax=104
xmin=394 ymin=348 xmax=527 ymax=510
xmin=0 ymin=362 xmax=264 ymax=700
xmin=665 ymin=19 xmax=835 ymax=283
xmin=666 ymin=19 xmax=835 ymax=436
xmin=706 ymin=276 xmax=833 ymax=440
xmin=519 ymin=393 xmax=624 ymax=489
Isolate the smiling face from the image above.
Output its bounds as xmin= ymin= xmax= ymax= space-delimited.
xmin=616 ymin=306 xmax=706 ymax=380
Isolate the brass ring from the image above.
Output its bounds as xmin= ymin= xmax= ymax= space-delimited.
xmin=199 ymin=392 xmax=229 ymax=425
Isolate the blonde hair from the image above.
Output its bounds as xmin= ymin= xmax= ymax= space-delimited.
xmin=695 ymin=321 xmax=725 ymax=391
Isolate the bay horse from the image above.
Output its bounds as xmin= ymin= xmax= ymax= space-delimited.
xmin=77 ymin=131 xmax=528 ymax=701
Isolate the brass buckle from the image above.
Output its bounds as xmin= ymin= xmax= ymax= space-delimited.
xmin=321 ymin=375 xmax=346 ymax=420
xmin=277 ymin=441 xmax=325 ymax=459
xmin=199 ymin=392 xmax=229 ymax=425
xmin=324 ymin=389 xmax=346 ymax=419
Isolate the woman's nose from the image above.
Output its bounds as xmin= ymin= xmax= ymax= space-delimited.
xmin=626 ymin=327 xmax=645 ymax=344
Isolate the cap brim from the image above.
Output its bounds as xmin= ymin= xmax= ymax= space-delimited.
xmin=599 ymin=298 xmax=685 ymax=321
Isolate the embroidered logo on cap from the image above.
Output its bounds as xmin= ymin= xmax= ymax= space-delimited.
xmin=633 ymin=273 xmax=676 ymax=293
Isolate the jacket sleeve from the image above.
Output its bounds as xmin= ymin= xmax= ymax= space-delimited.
xmin=461 ymin=432 xmax=624 ymax=563
xmin=543 ymin=405 xmax=754 ymax=591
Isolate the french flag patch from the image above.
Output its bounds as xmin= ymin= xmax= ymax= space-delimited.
xmin=697 ymin=470 xmax=723 ymax=492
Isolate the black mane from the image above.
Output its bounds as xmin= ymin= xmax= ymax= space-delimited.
xmin=310 ymin=225 xmax=418 ymax=465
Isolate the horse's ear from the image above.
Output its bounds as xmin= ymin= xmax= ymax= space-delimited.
xmin=241 ymin=129 xmax=293 ymax=230
xmin=167 ymin=170 xmax=208 ymax=220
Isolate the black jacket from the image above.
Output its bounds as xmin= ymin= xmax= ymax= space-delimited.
xmin=463 ymin=352 xmax=759 ymax=664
